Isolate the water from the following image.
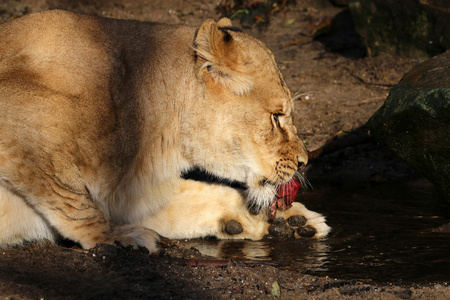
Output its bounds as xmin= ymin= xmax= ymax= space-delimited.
xmin=181 ymin=179 xmax=450 ymax=284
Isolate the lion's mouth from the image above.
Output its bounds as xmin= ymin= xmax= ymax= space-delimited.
xmin=269 ymin=177 xmax=302 ymax=218
xmin=182 ymin=167 xmax=302 ymax=217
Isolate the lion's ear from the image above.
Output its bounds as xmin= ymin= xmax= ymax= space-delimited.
xmin=217 ymin=18 xmax=232 ymax=28
xmin=195 ymin=19 xmax=253 ymax=95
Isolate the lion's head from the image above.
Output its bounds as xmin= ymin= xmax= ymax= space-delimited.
xmin=181 ymin=18 xmax=308 ymax=209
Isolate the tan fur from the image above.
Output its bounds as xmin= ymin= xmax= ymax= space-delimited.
xmin=0 ymin=10 xmax=329 ymax=252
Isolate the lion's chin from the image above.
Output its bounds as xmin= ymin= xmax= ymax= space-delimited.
xmin=245 ymin=183 xmax=277 ymax=212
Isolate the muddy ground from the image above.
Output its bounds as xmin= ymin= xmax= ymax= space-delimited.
xmin=1 ymin=0 xmax=449 ymax=299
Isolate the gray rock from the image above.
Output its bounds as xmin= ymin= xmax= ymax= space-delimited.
xmin=368 ymin=50 xmax=450 ymax=201
xmin=349 ymin=0 xmax=450 ymax=57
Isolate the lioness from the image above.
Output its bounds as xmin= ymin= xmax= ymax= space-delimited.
xmin=0 ymin=10 xmax=330 ymax=252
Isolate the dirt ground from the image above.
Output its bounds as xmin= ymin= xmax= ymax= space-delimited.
xmin=1 ymin=0 xmax=449 ymax=299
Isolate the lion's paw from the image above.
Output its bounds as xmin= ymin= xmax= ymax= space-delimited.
xmin=106 ymin=224 xmax=160 ymax=253
xmin=267 ymin=202 xmax=331 ymax=239
xmin=218 ymin=202 xmax=330 ymax=240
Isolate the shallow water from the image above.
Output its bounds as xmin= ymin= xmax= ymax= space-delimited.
xmin=181 ymin=178 xmax=450 ymax=284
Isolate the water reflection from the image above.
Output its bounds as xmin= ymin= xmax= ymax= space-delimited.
xmin=180 ymin=178 xmax=450 ymax=283
xmin=182 ymin=238 xmax=331 ymax=272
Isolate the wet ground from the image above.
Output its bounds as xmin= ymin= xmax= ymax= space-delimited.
xmin=1 ymin=143 xmax=449 ymax=299
xmin=1 ymin=0 xmax=450 ymax=299
xmin=182 ymin=143 xmax=450 ymax=284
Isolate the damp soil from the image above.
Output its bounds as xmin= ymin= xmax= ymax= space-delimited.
xmin=1 ymin=0 xmax=450 ymax=299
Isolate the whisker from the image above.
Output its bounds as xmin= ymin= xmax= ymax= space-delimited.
xmin=292 ymin=89 xmax=319 ymax=102
xmin=292 ymin=87 xmax=304 ymax=99
xmin=294 ymin=170 xmax=313 ymax=190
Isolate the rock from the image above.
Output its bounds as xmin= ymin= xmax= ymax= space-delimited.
xmin=329 ymin=0 xmax=350 ymax=7
xmin=368 ymin=50 xmax=450 ymax=201
xmin=348 ymin=0 xmax=450 ymax=57
xmin=313 ymin=9 xmax=367 ymax=59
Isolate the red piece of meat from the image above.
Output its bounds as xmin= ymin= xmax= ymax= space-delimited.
xmin=269 ymin=178 xmax=302 ymax=218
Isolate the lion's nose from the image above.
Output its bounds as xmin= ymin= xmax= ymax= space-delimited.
xmin=297 ymin=149 xmax=308 ymax=169
xmin=297 ymin=142 xmax=309 ymax=167
xmin=297 ymin=154 xmax=307 ymax=169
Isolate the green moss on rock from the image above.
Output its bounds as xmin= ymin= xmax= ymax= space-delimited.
xmin=369 ymin=51 xmax=450 ymax=201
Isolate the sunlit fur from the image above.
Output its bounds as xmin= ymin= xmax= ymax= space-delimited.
xmin=0 ymin=11 xmax=329 ymax=252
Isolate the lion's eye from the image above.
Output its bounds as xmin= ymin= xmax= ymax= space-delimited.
xmin=272 ymin=113 xmax=282 ymax=127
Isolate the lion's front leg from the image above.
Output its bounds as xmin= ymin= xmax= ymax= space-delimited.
xmin=141 ymin=179 xmax=269 ymax=240
xmin=141 ymin=179 xmax=330 ymax=240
